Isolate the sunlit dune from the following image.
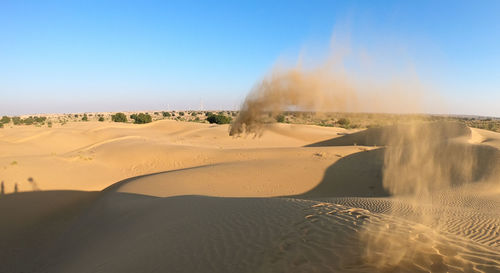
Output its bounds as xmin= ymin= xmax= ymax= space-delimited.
xmin=1 ymin=118 xmax=499 ymax=272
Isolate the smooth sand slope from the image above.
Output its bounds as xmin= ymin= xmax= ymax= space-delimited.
xmin=0 ymin=120 xmax=499 ymax=272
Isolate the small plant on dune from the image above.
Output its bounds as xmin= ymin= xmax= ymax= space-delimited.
xmin=98 ymin=116 xmax=105 ymax=122
xmin=82 ymin=114 xmax=88 ymax=121
xmin=205 ymin=112 xmax=212 ymax=116
xmin=1 ymin=116 xmax=11 ymax=124
xmin=337 ymin=118 xmax=350 ymax=128
xmin=47 ymin=121 xmax=53 ymax=128
xmin=179 ymin=112 xmax=185 ymax=116
xmin=0 ymin=123 xmax=3 ymax=128
xmin=131 ymin=113 xmax=152 ymax=124
xmin=276 ymin=114 xmax=285 ymax=123
xmin=162 ymin=111 xmax=171 ymax=117
xmin=206 ymin=113 xmax=232 ymax=125
xmin=23 ymin=117 xmax=34 ymax=125
xmin=111 ymin=112 xmax=127 ymax=122
xmin=191 ymin=112 xmax=197 ymax=116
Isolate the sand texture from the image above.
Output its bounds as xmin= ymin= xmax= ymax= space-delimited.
xmin=0 ymin=120 xmax=499 ymax=272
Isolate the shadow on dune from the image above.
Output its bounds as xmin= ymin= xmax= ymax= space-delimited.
xmin=306 ymin=121 xmax=470 ymax=147
xmin=295 ymin=143 xmax=500 ymax=199
xmin=295 ymin=148 xmax=388 ymax=198
xmin=0 ymin=190 xmax=100 ymax=273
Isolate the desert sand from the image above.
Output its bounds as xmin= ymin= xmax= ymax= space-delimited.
xmin=0 ymin=119 xmax=499 ymax=272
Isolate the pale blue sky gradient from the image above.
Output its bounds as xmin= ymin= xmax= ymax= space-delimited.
xmin=1 ymin=0 xmax=499 ymax=116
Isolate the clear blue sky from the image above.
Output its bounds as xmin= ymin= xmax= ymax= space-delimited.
xmin=1 ymin=0 xmax=499 ymax=116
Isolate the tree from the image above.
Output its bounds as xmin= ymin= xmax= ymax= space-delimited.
xmin=131 ymin=113 xmax=152 ymax=124
xmin=111 ymin=112 xmax=127 ymax=122
xmin=12 ymin=117 xmax=22 ymax=125
xmin=206 ymin=114 xmax=232 ymax=124
xmin=1 ymin=116 xmax=11 ymax=124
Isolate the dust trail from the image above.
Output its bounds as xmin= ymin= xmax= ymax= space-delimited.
xmin=229 ymin=61 xmax=357 ymax=136
xmin=231 ymin=34 xmax=500 ymax=271
xmin=229 ymin=41 xmax=424 ymax=136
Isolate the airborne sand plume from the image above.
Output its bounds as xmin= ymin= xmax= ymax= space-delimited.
xmin=230 ymin=40 xmax=500 ymax=270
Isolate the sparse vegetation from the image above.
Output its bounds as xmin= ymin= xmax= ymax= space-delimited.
xmin=98 ymin=117 xmax=105 ymax=122
xmin=111 ymin=112 xmax=127 ymax=123
xmin=276 ymin=114 xmax=285 ymax=123
xmin=179 ymin=112 xmax=185 ymax=116
xmin=131 ymin=113 xmax=152 ymax=124
xmin=206 ymin=113 xmax=232 ymax=124
xmin=162 ymin=111 xmax=171 ymax=117
xmin=82 ymin=114 xmax=88 ymax=121
xmin=1 ymin=116 xmax=11 ymax=124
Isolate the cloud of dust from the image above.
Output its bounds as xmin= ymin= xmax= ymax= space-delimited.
xmin=231 ymin=33 xmax=500 ymax=271
xmin=229 ymin=39 xmax=425 ymax=136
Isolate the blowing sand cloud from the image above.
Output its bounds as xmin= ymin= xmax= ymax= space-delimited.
xmin=229 ymin=38 xmax=426 ymax=136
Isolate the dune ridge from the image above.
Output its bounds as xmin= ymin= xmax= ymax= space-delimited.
xmin=0 ymin=120 xmax=499 ymax=272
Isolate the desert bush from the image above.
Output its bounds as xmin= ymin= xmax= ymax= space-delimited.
xmin=131 ymin=113 xmax=152 ymax=124
xmin=12 ymin=117 xmax=22 ymax=125
xmin=162 ymin=111 xmax=171 ymax=117
xmin=206 ymin=114 xmax=232 ymax=124
xmin=111 ymin=112 xmax=127 ymax=122
xmin=276 ymin=114 xmax=285 ymax=123
xmin=1 ymin=116 xmax=11 ymax=124
xmin=205 ymin=112 xmax=212 ymax=116
xmin=0 ymin=123 xmax=3 ymax=128
xmin=337 ymin=118 xmax=350 ymax=127
xmin=98 ymin=117 xmax=105 ymax=122
xmin=179 ymin=112 xmax=185 ymax=116
xmin=23 ymin=117 xmax=34 ymax=125
xmin=47 ymin=121 xmax=53 ymax=128
xmin=191 ymin=112 xmax=197 ymax=116
xmin=82 ymin=114 xmax=88 ymax=121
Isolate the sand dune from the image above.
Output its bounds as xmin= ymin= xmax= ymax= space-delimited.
xmin=1 ymin=120 xmax=499 ymax=272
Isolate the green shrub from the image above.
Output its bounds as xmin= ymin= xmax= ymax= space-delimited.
xmin=131 ymin=113 xmax=152 ymax=124
xmin=276 ymin=114 xmax=285 ymax=123
xmin=162 ymin=111 xmax=171 ymax=117
xmin=0 ymin=123 xmax=3 ymax=128
xmin=206 ymin=114 xmax=232 ymax=124
xmin=337 ymin=118 xmax=350 ymax=127
xmin=12 ymin=117 xmax=22 ymax=125
xmin=23 ymin=117 xmax=34 ymax=125
xmin=191 ymin=112 xmax=197 ymax=116
xmin=98 ymin=117 xmax=105 ymax=122
xmin=34 ymin=116 xmax=46 ymax=123
xmin=179 ymin=112 xmax=185 ymax=116
xmin=47 ymin=121 xmax=53 ymax=128
xmin=82 ymin=114 xmax=88 ymax=121
xmin=111 ymin=113 xmax=127 ymax=122
xmin=205 ymin=112 xmax=212 ymax=116
xmin=1 ymin=116 xmax=11 ymax=124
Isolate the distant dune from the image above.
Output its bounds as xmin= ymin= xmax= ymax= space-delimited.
xmin=0 ymin=119 xmax=499 ymax=272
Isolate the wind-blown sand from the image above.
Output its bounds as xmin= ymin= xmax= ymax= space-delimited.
xmin=0 ymin=120 xmax=499 ymax=272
